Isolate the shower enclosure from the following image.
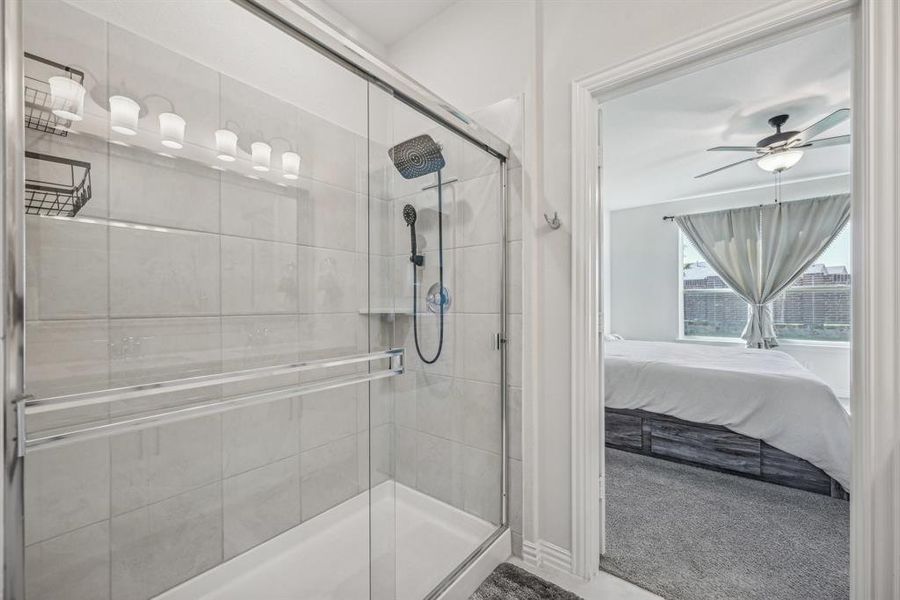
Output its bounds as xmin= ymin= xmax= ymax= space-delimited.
xmin=1 ymin=1 xmax=510 ymax=599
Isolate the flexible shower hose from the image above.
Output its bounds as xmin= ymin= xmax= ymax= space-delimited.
xmin=412 ymin=169 xmax=444 ymax=364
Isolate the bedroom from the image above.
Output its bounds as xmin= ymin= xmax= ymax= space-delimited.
xmin=600 ymin=17 xmax=852 ymax=600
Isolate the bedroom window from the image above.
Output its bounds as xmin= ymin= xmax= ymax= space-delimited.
xmin=681 ymin=225 xmax=851 ymax=342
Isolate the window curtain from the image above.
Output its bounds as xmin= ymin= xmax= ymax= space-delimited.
xmin=675 ymin=194 xmax=850 ymax=348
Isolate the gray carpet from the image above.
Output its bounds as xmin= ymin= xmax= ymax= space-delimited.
xmin=601 ymin=449 xmax=849 ymax=600
xmin=470 ymin=563 xmax=583 ymax=600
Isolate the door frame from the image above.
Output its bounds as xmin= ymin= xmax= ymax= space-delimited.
xmin=570 ymin=2 xmax=900 ymax=597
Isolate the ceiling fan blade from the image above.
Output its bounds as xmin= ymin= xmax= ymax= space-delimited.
xmin=707 ymin=146 xmax=760 ymax=152
xmin=788 ymin=108 xmax=850 ymax=146
xmin=694 ymin=156 xmax=759 ymax=179
xmin=798 ymin=134 xmax=851 ymax=149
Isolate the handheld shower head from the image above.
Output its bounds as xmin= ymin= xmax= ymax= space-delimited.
xmin=403 ymin=204 xmax=423 ymax=266
xmin=403 ymin=204 xmax=417 ymax=226
xmin=388 ymin=134 xmax=446 ymax=179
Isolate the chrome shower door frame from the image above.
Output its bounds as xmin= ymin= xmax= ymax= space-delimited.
xmin=2 ymin=0 xmax=26 ymax=598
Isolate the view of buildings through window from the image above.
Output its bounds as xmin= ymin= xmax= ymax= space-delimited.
xmin=681 ymin=226 xmax=851 ymax=342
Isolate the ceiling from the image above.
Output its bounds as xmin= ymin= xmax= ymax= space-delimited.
xmin=319 ymin=0 xmax=456 ymax=47
xmin=602 ymin=19 xmax=852 ymax=211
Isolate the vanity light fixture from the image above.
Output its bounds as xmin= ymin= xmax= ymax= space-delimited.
xmin=215 ymin=129 xmax=238 ymax=162
xmin=282 ymin=151 xmax=300 ymax=180
xmin=159 ymin=112 xmax=185 ymax=149
xmin=49 ymin=76 xmax=86 ymax=121
xmin=251 ymin=142 xmax=272 ymax=172
xmin=109 ymin=95 xmax=140 ymax=135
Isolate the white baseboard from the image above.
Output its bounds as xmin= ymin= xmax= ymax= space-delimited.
xmin=522 ymin=539 xmax=574 ymax=575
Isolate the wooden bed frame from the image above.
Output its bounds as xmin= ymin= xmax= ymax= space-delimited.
xmin=606 ymin=407 xmax=849 ymax=500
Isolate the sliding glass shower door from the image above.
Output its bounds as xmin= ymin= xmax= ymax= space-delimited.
xmin=9 ymin=1 xmax=507 ymax=599
xmin=19 ymin=1 xmax=383 ymax=598
xmin=369 ymin=88 xmax=507 ymax=600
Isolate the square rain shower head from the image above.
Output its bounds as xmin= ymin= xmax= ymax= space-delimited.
xmin=388 ymin=134 xmax=446 ymax=179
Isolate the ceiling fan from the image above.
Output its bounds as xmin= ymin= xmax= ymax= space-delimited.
xmin=695 ymin=108 xmax=850 ymax=179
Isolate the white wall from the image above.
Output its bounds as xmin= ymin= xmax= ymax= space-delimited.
xmin=389 ymin=0 xmax=534 ymax=114
xmin=606 ymin=176 xmax=852 ymax=396
xmin=388 ymin=0 xmax=841 ymax=556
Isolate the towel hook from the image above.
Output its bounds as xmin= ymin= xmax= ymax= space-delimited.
xmin=544 ymin=211 xmax=561 ymax=230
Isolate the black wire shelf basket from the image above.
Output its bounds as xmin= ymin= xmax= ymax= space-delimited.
xmin=25 ymin=151 xmax=92 ymax=217
xmin=24 ymin=52 xmax=86 ymax=137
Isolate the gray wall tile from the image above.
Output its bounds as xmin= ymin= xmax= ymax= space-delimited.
xmin=299 ymin=435 xmax=358 ymax=521
xmin=109 ymin=228 xmax=220 ymax=318
xmin=111 ymin=483 xmax=223 ymax=600
xmin=25 ymin=217 xmax=108 ymax=320
xmin=25 ymin=439 xmax=110 ymax=545
xmin=221 ymin=237 xmax=299 ymax=315
xmin=223 ymin=456 xmax=301 ymax=559
xmin=110 ymin=416 xmax=222 ymax=515
xmin=25 ymin=522 xmax=110 ymax=600
xmin=300 ymin=387 xmax=357 ymax=452
xmin=222 ymin=399 xmax=298 ymax=478
xmin=462 ymin=446 xmax=502 ymax=524
xmin=221 ymin=176 xmax=298 ymax=244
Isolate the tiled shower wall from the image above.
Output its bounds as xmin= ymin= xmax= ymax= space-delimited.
xmin=22 ymin=3 xmax=391 ymax=599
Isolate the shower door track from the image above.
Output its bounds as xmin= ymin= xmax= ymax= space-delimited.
xmin=234 ymin=0 xmax=511 ymax=163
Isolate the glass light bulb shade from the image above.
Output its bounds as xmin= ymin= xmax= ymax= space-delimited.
xmin=757 ymin=149 xmax=804 ymax=173
xmin=251 ymin=142 xmax=272 ymax=172
xmin=49 ymin=76 xmax=86 ymax=121
xmin=215 ymin=129 xmax=238 ymax=162
xmin=109 ymin=95 xmax=139 ymax=135
xmin=159 ymin=112 xmax=185 ymax=149
xmin=281 ymin=151 xmax=300 ymax=180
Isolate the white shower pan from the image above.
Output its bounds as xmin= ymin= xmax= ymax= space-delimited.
xmin=157 ymin=482 xmax=497 ymax=600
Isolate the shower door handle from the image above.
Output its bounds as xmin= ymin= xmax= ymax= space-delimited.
xmin=495 ymin=333 xmax=507 ymax=350
xmin=20 ymin=349 xmax=406 ymax=453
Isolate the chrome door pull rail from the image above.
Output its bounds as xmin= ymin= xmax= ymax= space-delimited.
xmin=25 ymin=348 xmax=404 ymax=415
xmin=23 ymin=350 xmax=404 ymax=453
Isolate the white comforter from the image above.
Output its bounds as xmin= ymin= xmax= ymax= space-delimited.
xmin=605 ymin=340 xmax=850 ymax=488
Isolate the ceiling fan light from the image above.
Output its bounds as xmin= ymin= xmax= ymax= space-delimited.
xmin=757 ymin=149 xmax=803 ymax=173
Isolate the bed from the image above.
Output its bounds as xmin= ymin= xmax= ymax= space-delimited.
xmin=604 ymin=339 xmax=850 ymax=498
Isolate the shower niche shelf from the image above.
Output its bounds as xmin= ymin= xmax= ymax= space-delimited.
xmin=25 ymin=151 xmax=92 ymax=217
xmin=24 ymin=52 xmax=86 ymax=137
xmin=359 ymin=307 xmax=415 ymax=322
